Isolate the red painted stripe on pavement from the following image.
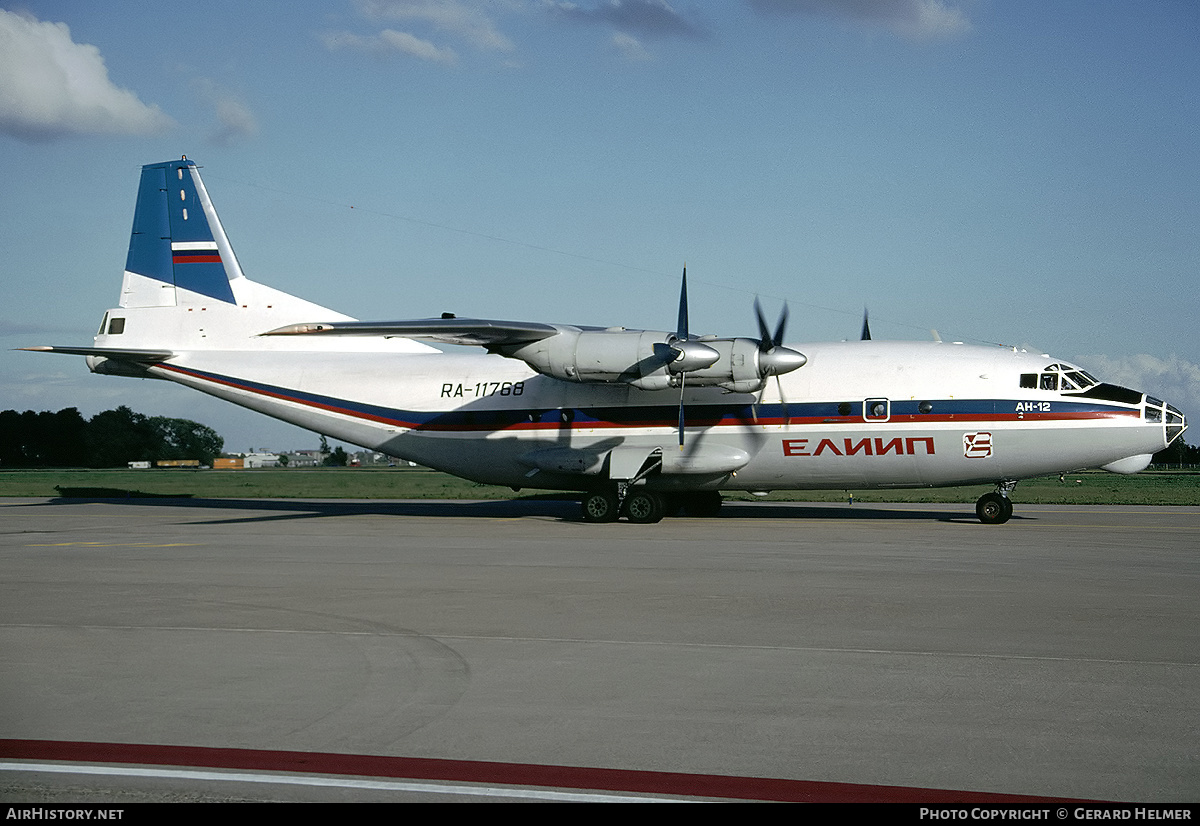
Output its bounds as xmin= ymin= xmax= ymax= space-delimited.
xmin=0 ymin=739 xmax=1098 ymax=803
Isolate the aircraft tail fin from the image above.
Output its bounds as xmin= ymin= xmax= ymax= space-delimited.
xmin=122 ymin=157 xmax=246 ymax=308
xmin=87 ymin=158 xmax=437 ymax=356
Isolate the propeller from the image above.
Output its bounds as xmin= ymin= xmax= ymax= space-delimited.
xmin=660 ymin=268 xmax=720 ymax=374
xmin=861 ymin=307 xmax=872 ymax=341
xmin=753 ymin=298 xmax=807 ymax=377
xmin=752 ymin=298 xmax=805 ymax=426
xmin=665 ymin=273 xmax=806 ymax=447
xmin=666 ymin=267 xmax=719 ymax=448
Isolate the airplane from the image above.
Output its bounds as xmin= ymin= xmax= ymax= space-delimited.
xmin=25 ymin=157 xmax=1188 ymax=524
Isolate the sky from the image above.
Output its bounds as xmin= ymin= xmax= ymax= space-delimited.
xmin=1 ymin=0 xmax=1197 ymax=453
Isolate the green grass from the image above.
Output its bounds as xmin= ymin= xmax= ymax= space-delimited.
xmin=0 ymin=466 xmax=1196 ymax=505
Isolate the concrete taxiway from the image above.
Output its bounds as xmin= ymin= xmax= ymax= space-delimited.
xmin=1 ymin=497 xmax=1197 ymax=802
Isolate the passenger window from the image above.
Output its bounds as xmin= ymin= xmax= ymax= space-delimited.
xmin=864 ymin=398 xmax=889 ymax=421
xmin=107 ymin=317 xmax=125 ymax=335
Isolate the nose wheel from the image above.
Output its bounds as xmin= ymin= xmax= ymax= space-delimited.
xmin=976 ymin=482 xmax=1017 ymax=524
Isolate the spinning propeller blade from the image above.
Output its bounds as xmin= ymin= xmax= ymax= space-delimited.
xmin=753 ymin=297 xmax=806 ymax=376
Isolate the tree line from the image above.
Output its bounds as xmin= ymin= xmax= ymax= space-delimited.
xmin=0 ymin=406 xmax=224 ymax=468
xmin=1154 ymin=438 xmax=1200 ymax=467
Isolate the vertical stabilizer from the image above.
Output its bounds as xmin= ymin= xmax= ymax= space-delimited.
xmin=122 ymin=157 xmax=243 ymax=307
xmin=96 ymin=157 xmax=431 ymax=353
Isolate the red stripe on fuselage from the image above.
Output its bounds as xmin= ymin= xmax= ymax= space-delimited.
xmin=156 ymin=363 xmax=421 ymax=429
xmin=154 ymin=364 xmax=1141 ymax=434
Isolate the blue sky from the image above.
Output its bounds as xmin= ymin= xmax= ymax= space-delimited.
xmin=1 ymin=0 xmax=1197 ymax=452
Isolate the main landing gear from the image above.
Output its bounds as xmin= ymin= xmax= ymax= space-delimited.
xmin=976 ymin=481 xmax=1017 ymax=525
xmin=580 ymin=488 xmax=722 ymax=524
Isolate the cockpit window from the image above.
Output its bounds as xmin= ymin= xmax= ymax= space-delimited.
xmin=1027 ymin=363 xmax=1098 ymax=393
xmin=1065 ymin=370 xmax=1096 ymax=389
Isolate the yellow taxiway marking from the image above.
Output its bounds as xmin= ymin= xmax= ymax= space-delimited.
xmin=26 ymin=542 xmax=201 ymax=548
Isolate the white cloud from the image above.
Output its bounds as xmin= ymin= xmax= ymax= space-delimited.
xmin=325 ymin=1 xmax=516 ymax=66
xmin=612 ymin=32 xmax=652 ymax=61
xmin=359 ymin=0 xmax=516 ymax=52
xmin=0 ymin=9 xmax=175 ymax=141
xmin=747 ymin=0 xmax=972 ymax=41
xmin=193 ymin=79 xmax=259 ymax=147
xmin=323 ymin=29 xmax=460 ymax=65
xmin=1074 ymin=352 xmax=1200 ymax=427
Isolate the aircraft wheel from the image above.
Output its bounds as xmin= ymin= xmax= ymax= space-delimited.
xmin=976 ymin=492 xmax=1012 ymax=525
xmin=581 ymin=490 xmax=620 ymax=523
xmin=623 ymin=491 xmax=666 ymax=524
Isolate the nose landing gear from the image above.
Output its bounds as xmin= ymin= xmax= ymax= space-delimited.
xmin=976 ymin=481 xmax=1017 ymax=524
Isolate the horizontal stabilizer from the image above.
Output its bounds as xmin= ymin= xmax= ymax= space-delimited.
xmin=264 ymin=318 xmax=562 ymax=347
xmin=20 ymin=346 xmax=174 ymax=362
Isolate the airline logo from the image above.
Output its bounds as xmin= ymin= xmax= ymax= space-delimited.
xmin=782 ymin=436 xmax=935 ymax=457
xmin=171 ymin=241 xmax=221 ymax=265
xmin=963 ymin=432 xmax=993 ymax=459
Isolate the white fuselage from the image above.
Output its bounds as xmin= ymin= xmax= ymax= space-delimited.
xmin=112 ymin=338 xmax=1170 ymax=493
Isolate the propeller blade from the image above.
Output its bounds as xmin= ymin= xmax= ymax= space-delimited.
xmin=677 ymin=266 xmax=689 ymax=341
xmin=751 ymin=297 xmax=804 ymax=376
xmin=678 ymin=372 xmax=686 ymax=448
xmin=754 ymin=297 xmax=789 ymax=351
xmin=753 ymin=298 xmax=772 ymax=351
xmin=861 ymin=308 xmax=871 ymax=341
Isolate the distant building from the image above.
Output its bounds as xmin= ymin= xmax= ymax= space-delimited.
xmin=284 ymin=451 xmax=320 ymax=467
xmin=243 ymin=452 xmax=281 ymax=468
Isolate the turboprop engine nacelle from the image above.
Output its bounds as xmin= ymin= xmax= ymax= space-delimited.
xmin=499 ymin=328 xmax=805 ymax=393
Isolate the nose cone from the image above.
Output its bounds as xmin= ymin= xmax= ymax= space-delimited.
xmin=759 ymin=346 xmax=807 ymax=376
xmin=666 ymin=339 xmax=721 ymax=373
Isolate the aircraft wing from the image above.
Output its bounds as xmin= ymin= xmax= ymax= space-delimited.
xmin=263 ymin=318 xmax=564 ymax=347
xmin=20 ymin=346 xmax=175 ymax=361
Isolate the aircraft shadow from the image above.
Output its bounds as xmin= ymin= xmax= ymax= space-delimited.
xmin=24 ymin=494 xmax=992 ymax=525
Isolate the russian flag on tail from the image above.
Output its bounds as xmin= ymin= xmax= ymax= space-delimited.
xmin=172 ymin=241 xmax=222 ymax=265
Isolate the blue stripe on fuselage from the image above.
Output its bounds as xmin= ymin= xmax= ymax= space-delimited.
xmin=158 ymin=364 xmax=1139 ymax=433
